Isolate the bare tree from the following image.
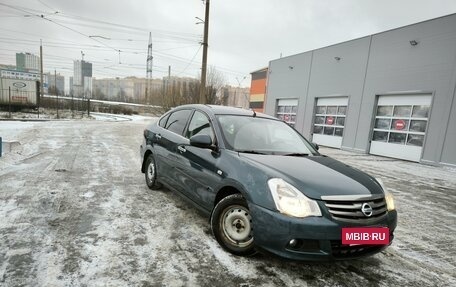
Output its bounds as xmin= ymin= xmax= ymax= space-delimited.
xmin=160 ymin=66 xmax=227 ymax=110
xmin=204 ymin=66 xmax=227 ymax=104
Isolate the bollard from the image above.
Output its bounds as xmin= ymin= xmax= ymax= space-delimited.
xmin=0 ymin=136 xmax=2 ymax=157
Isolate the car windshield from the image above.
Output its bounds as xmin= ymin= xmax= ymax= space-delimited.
xmin=216 ymin=115 xmax=317 ymax=155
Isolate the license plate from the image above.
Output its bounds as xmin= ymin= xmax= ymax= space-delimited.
xmin=342 ymin=227 xmax=390 ymax=245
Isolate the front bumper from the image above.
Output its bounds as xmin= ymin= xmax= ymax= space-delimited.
xmin=139 ymin=138 xmax=146 ymax=172
xmin=249 ymin=203 xmax=397 ymax=261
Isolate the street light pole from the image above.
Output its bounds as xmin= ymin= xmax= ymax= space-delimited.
xmin=236 ymin=76 xmax=248 ymax=108
xmin=39 ymin=39 xmax=43 ymax=118
xmin=199 ymin=0 xmax=210 ymax=104
xmin=55 ymin=69 xmax=59 ymax=118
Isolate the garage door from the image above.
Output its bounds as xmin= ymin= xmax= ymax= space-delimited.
xmin=369 ymin=94 xmax=432 ymax=162
xmin=276 ymin=99 xmax=298 ymax=127
xmin=312 ymin=97 xmax=348 ymax=148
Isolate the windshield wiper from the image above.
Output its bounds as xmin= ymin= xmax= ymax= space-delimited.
xmin=282 ymin=153 xmax=309 ymax=157
xmin=236 ymin=150 xmax=267 ymax=155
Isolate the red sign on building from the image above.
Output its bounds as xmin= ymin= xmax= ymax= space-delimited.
xmin=326 ymin=116 xmax=334 ymax=125
xmin=394 ymin=119 xmax=406 ymax=130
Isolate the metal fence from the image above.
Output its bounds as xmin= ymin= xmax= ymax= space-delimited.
xmin=0 ymin=89 xmax=90 ymax=119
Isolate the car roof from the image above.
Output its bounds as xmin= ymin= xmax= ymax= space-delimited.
xmin=172 ymin=104 xmax=276 ymax=119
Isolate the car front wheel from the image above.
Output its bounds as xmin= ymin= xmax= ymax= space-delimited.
xmin=211 ymin=194 xmax=256 ymax=256
xmin=145 ymin=154 xmax=162 ymax=190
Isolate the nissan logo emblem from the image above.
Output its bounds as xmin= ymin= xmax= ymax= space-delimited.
xmin=13 ymin=82 xmax=26 ymax=89
xmin=361 ymin=203 xmax=373 ymax=217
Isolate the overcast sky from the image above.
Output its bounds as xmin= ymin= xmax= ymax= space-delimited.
xmin=1 ymin=0 xmax=456 ymax=88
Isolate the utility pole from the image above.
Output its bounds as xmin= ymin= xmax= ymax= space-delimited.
xmin=55 ymin=69 xmax=59 ymax=118
xmin=199 ymin=0 xmax=210 ymax=104
xmin=39 ymin=39 xmax=43 ymax=118
xmin=168 ymin=65 xmax=172 ymax=105
xmin=71 ymin=90 xmax=74 ymax=118
xmin=8 ymin=87 xmax=11 ymax=118
xmin=146 ymin=32 xmax=153 ymax=105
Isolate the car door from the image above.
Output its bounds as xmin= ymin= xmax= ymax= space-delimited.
xmin=175 ymin=110 xmax=222 ymax=210
xmin=154 ymin=109 xmax=192 ymax=189
xmin=150 ymin=112 xmax=170 ymax=179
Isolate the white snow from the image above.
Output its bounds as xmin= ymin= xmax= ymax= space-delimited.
xmin=0 ymin=120 xmax=455 ymax=287
xmin=0 ymin=121 xmax=38 ymax=141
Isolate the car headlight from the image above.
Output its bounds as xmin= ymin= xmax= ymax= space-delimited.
xmin=267 ymin=178 xmax=322 ymax=218
xmin=376 ymin=178 xmax=395 ymax=211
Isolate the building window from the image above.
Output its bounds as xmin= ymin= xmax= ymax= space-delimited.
xmin=249 ymin=101 xmax=264 ymax=109
xmin=276 ymin=99 xmax=298 ymax=127
xmin=313 ymin=105 xmax=347 ymax=137
xmin=372 ymin=104 xmax=429 ymax=147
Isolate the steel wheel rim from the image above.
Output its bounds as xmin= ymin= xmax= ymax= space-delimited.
xmin=147 ymin=161 xmax=155 ymax=184
xmin=221 ymin=205 xmax=253 ymax=248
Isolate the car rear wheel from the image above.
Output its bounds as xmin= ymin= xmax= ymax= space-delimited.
xmin=145 ymin=154 xmax=162 ymax=190
xmin=211 ymin=194 xmax=256 ymax=256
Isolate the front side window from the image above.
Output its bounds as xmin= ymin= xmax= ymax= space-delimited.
xmin=186 ymin=111 xmax=214 ymax=141
xmin=165 ymin=109 xmax=191 ymax=136
xmin=217 ymin=115 xmax=316 ymax=155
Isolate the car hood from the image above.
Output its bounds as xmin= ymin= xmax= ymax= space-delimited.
xmin=239 ymin=154 xmax=383 ymax=200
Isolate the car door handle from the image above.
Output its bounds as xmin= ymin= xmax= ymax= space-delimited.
xmin=155 ymin=134 xmax=162 ymax=140
xmin=178 ymin=146 xmax=186 ymax=153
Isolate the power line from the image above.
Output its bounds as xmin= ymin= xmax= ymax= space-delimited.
xmin=176 ymin=45 xmax=202 ymax=76
xmin=36 ymin=0 xmax=58 ymax=12
xmin=1 ymin=2 xmax=202 ymax=41
xmin=0 ymin=2 xmax=121 ymax=53
xmin=0 ymin=2 xmax=248 ymax=81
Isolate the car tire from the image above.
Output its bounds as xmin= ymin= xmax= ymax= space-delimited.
xmin=211 ymin=194 xmax=257 ymax=256
xmin=145 ymin=154 xmax=162 ymax=190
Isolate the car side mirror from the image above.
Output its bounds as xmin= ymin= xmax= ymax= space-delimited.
xmin=190 ymin=134 xmax=213 ymax=149
xmin=312 ymin=142 xmax=319 ymax=150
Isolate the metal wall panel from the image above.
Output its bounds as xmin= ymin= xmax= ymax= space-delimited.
xmin=359 ymin=15 xmax=456 ymax=164
xmin=265 ymin=13 xmax=456 ymax=165
xmin=265 ymin=52 xmax=313 ymax=132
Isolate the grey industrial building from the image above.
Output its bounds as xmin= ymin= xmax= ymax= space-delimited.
xmin=265 ymin=13 xmax=456 ymax=166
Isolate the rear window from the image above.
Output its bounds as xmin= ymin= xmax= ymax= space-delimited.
xmin=158 ymin=113 xmax=170 ymax=128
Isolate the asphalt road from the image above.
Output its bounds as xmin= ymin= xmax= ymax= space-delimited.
xmin=0 ymin=119 xmax=455 ymax=287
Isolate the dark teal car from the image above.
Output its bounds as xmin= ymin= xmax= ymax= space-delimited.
xmin=140 ymin=104 xmax=397 ymax=260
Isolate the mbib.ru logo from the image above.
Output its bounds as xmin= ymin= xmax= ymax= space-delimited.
xmin=342 ymin=227 xmax=390 ymax=245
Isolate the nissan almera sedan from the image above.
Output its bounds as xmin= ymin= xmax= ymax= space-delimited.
xmin=140 ymin=104 xmax=397 ymax=260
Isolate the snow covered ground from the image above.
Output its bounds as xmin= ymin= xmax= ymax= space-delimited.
xmin=0 ymin=118 xmax=455 ymax=286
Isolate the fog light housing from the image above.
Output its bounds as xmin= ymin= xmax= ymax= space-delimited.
xmin=289 ymin=239 xmax=299 ymax=247
xmin=286 ymin=239 xmax=321 ymax=252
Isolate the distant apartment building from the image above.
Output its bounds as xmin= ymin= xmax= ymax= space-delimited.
xmin=249 ymin=67 xmax=268 ymax=112
xmin=83 ymin=76 xmax=93 ymax=98
xmin=223 ymin=86 xmax=250 ymax=108
xmin=162 ymin=76 xmax=198 ymax=96
xmin=73 ymin=60 xmax=92 ymax=97
xmin=16 ymin=53 xmax=40 ymax=72
xmin=69 ymin=77 xmax=73 ymax=95
xmin=92 ymin=77 xmax=162 ymax=103
xmin=0 ymin=64 xmax=16 ymax=70
xmin=45 ymin=72 xmax=65 ymax=95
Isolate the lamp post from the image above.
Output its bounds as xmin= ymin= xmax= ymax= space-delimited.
xmin=236 ymin=76 xmax=248 ymax=108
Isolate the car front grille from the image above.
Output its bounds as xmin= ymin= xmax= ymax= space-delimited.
xmin=324 ymin=197 xmax=387 ymax=223
xmin=330 ymin=241 xmax=385 ymax=258
xmin=330 ymin=232 xmax=394 ymax=258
